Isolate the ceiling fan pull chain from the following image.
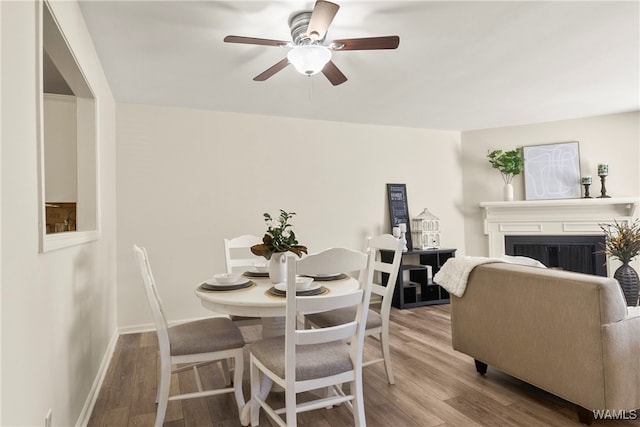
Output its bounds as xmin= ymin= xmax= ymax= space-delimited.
xmin=308 ymin=77 xmax=315 ymax=104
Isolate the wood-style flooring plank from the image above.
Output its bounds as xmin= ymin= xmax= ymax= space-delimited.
xmin=129 ymin=344 xmax=158 ymax=418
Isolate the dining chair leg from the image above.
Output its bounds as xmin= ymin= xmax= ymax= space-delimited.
xmin=380 ymin=328 xmax=395 ymax=385
xmin=249 ymin=358 xmax=261 ymax=427
xmin=285 ymin=386 xmax=297 ymax=427
xmin=351 ymin=378 xmax=366 ymax=427
xmin=155 ymin=360 xmax=172 ymax=427
xmin=233 ymin=351 xmax=246 ymax=413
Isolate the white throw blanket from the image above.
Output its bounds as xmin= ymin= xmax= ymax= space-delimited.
xmin=434 ymin=256 xmax=503 ymax=297
xmin=434 ymin=255 xmax=547 ymax=297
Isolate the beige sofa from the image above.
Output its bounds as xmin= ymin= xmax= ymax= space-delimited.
xmin=450 ymin=262 xmax=640 ymax=424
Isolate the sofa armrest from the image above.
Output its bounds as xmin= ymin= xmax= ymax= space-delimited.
xmin=601 ymin=315 xmax=640 ymax=410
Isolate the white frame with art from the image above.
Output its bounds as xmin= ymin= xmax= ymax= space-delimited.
xmin=523 ymin=141 xmax=581 ymax=200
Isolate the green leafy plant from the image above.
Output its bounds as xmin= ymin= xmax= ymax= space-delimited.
xmin=487 ymin=148 xmax=524 ymax=184
xmin=250 ymin=210 xmax=308 ymax=260
xmin=600 ymin=219 xmax=640 ymax=264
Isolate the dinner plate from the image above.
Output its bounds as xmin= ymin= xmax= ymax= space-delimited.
xmin=274 ymin=282 xmax=321 ymax=293
xmin=268 ymin=286 xmax=327 ymax=297
xmin=244 ymin=271 xmax=270 ymax=278
xmin=304 ymin=273 xmax=347 ymax=281
xmin=199 ymin=281 xmax=254 ymax=291
xmin=204 ymin=277 xmax=250 ymax=287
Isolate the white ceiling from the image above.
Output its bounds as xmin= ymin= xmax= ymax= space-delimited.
xmin=78 ymin=1 xmax=639 ymax=131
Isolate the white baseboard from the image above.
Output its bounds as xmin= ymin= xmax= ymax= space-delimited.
xmin=118 ymin=322 xmax=155 ymax=335
xmin=75 ymin=330 xmax=119 ymax=427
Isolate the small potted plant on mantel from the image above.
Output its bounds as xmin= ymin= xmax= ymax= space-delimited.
xmin=251 ymin=210 xmax=307 ymax=283
xmin=487 ymin=148 xmax=524 ymax=201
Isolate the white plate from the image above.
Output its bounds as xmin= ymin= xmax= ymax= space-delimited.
xmin=205 ymin=277 xmax=250 ymax=287
xmin=308 ymin=273 xmax=342 ymax=279
xmin=274 ymin=281 xmax=321 ymax=293
xmin=213 ymin=272 xmax=243 ymax=284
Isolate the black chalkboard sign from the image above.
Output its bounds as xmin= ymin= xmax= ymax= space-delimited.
xmin=386 ymin=183 xmax=412 ymax=250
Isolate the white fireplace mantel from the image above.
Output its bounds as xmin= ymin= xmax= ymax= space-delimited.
xmin=479 ymin=197 xmax=639 ymax=258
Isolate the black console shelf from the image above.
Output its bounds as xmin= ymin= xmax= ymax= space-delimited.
xmin=381 ymin=248 xmax=456 ymax=309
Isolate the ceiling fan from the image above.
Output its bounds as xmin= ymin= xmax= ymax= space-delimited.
xmin=224 ymin=0 xmax=400 ymax=86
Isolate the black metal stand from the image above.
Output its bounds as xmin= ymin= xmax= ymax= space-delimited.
xmin=582 ymin=183 xmax=592 ymax=198
xmin=598 ymin=175 xmax=611 ymax=198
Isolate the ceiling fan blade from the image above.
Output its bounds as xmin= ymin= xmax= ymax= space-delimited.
xmin=321 ymin=60 xmax=347 ymax=86
xmin=307 ymin=0 xmax=340 ymax=40
xmin=330 ymin=36 xmax=400 ymax=51
xmin=224 ymin=35 xmax=290 ymax=47
xmin=253 ymin=58 xmax=290 ymax=81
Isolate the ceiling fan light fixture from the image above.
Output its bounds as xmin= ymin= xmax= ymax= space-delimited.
xmin=287 ymin=45 xmax=331 ymax=76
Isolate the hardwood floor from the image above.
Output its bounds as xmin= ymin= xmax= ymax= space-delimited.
xmin=88 ymin=305 xmax=637 ymax=426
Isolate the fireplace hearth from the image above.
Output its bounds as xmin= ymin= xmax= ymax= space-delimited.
xmin=505 ymin=235 xmax=606 ymax=276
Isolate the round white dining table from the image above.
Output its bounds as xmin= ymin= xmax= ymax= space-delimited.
xmin=194 ymin=274 xmax=360 ymax=337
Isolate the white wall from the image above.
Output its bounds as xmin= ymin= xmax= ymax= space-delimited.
xmin=116 ymin=103 xmax=465 ymax=328
xmin=461 ymin=111 xmax=640 ymax=257
xmin=1 ymin=1 xmax=117 ymax=426
xmin=44 ymin=94 xmax=77 ymax=202
xmin=0 ymin=1 xmax=4 ymax=421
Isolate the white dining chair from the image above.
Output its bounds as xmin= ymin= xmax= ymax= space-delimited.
xmin=249 ymin=247 xmax=376 ymax=427
xmin=133 ymin=244 xmax=246 ymax=427
xmin=305 ymin=234 xmax=403 ymax=384
xmin=223 ymin=234 xmax=265 ymax=327
xmin=224 ymin=234 xmax=264 ymax=273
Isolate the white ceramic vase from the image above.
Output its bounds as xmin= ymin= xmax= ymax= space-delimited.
xmin=268 ymin=252 xmax=287 ymax=284
xmin=503 ymin=183 xmax=514 ymax=201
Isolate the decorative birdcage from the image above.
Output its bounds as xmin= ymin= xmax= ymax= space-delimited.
xmin=411 ymin=208 xmax=440 ymax=249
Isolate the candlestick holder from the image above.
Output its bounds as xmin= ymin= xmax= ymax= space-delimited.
xmin=582 ymin=183 xmax=592 ymax=198
xmin=598 ymin=175 xmax=611 ymax=198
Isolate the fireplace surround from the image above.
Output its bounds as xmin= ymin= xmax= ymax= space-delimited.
xmin=480 ymin=197 xmax=639 ymax=276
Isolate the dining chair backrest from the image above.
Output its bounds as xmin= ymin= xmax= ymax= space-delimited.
xmin=224 ymin=234 xmax=263 ymax=273
xmin=285 ymin=247 xmax=376 ymax=380
xmin=133 ymin=244 xmax=171 ymax=359
xmin=367 ymin=234 xmax=403 ymax=314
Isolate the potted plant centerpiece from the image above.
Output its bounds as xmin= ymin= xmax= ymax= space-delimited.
xmin=251 ymin=210 xmax=307 ymax=283
xmin=487 ymin=148 xmax=524 ymax=201
xmin=600 ymin=219 xmax=640 ymax=306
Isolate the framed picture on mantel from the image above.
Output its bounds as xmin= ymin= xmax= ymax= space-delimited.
xmin=523 ymin=141 xmax=581 ymax=200
xmin=386 ymin=183 xmax=413 ymax=249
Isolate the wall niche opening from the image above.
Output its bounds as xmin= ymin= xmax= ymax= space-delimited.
xmin=38 ymin=0 xmax=98 ymax=251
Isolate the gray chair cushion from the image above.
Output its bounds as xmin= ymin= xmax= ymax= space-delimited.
xmin=306 ymin=307 xmax=382 ymax=330
xmin=169 ymin=317 xmax=245 ymax=356
xmin=250 ymin=337 xmax=352 ymax=381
